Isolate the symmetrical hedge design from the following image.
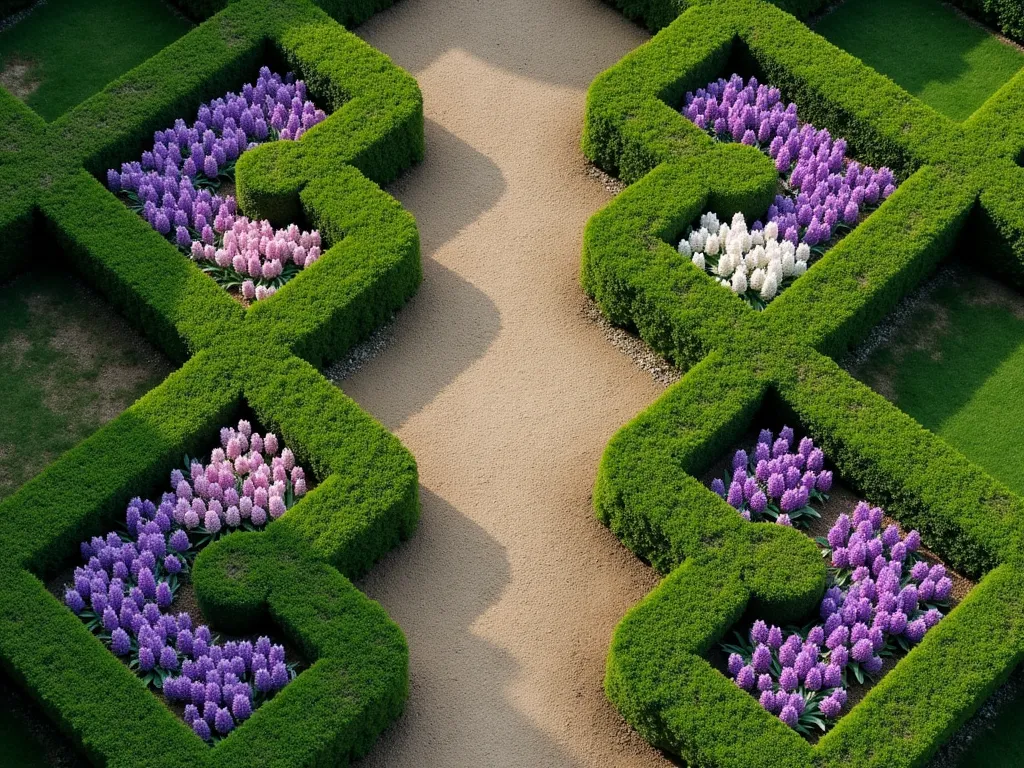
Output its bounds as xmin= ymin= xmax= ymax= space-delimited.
xmin=582 ymin=1 xmax=1024 ymax=765
xmin=0 ymin=0 xmax=423 ymax=765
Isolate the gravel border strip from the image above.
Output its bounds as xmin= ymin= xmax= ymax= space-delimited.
xmin=324 ymin=316 xmax=397 ymax=383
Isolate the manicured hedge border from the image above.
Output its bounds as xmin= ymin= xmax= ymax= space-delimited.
xmin=583 ymin=1 xmax=1024 ymax=765
xmin=0 ymin=0 xmax=423 ymax=764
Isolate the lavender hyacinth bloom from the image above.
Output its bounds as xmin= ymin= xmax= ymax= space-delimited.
xmin=779 ymin=667 xmax=798 ymax=692
xmin=215 ymin=707 xmax=234 ymax=734
xmin=270 ymin=662 xmax=289 ymax=689
xmin=750 ymin=620 xmax=769 ymax=645
xmin=64 ymin=589 xmax=85 ymax=614
xmin=111 ymin=628 xmax=131 ymax=656
xmin=752 ymin=644 xmax=772 ymax=674
xmin=728 ymin=653 xmax=744 ymax=676
xmin=193 ymin=718 xmax=212 ymax=740
xmin=232 ymin=693 xmax=252 ymax=720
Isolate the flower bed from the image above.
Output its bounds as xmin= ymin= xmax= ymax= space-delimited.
xmin=711 ymin=428 xmax=950 ymax=736
xmin=676 ymin=74 xmax=898 ymax=308
xmin=710 ymin=425 xmax=832 ymax=528
xmin=106 ymin=67 xmax=326 ymax=302
xmin=63 ymin=419 xmax=309 ymax=742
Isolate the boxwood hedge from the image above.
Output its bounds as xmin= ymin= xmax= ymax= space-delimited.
xmin=0 ymin=0 xmax=423 ymax=764
xmin=583 ymin=1 xmax=1024 ymax=766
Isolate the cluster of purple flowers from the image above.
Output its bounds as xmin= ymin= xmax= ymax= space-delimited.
xmin=171 ymin=420 xmax=307 ymax=535
xmin=722 ymin=491 xmax=949 ymax=733
xmin=710 ymin=427 xmax=832 ymax=528
xmin=63 ymin=419 xmax=307 ymax=742
xmin=106 ymin=68 xmax=327 ymax=301
xmin=163 ymin=634 xmax=291 ymax=740
xmin=189 ymin=217 xmax=322 ymax=302
xmin=681 ymin=74 xmax=898 ymax=250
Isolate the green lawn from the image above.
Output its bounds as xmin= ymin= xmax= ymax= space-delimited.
xmin=849 ymin=268 xmax=1024 ymax=497
xmin=0 ymin=270 xmax=174 ymax=502
xmin=957 ymin=695 xmax=1024 ymax=767
xmin=0 ymin=0 xmax=192 ymax=120
xmin=815 ymin=0 xmax=1024 ymax=121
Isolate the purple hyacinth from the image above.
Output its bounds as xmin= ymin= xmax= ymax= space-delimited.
xmin=111 ymin=628 xmax=131 ymax=656
xmin=232 ymin=693 xmax=252 ymax=720
xmin=752 ymin=644 xmax=772 ymax=674
xmin=214 ymin=707 xmax=234 ymax=734
xmin=193 ymin=717 xmax=212 ymax=741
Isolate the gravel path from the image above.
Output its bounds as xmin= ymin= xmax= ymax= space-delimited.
xmin=336 ymin=2 xmax=675 ymax=765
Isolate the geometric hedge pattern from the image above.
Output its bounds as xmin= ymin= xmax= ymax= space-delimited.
xmin=582 ymin=1 xmax=1024 ymax=766
xmin=0 ymin=0 xmax=422 ymax=764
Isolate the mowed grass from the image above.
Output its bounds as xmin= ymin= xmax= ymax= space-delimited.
xmin=848 ymin=267 xmax=1024 ymax=496
xmin=0 ymin=0 xmax=192 ymax=120
xmin=0 ymin=270 xmax=175 ymax=502
xmin=956 ymin=694 xmax=1024 ymax=767
xmin=815 ymin=0 xmax=1024 ymax=121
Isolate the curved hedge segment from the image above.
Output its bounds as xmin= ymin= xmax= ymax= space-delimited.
xmin=584 ymin=1 xmax=1024 ymax=765
xmin=0 ymin=0 xmax=422 ymax=763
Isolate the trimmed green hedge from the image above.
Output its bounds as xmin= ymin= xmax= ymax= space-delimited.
xmin=584 ymin=0 xmax=1024 ymax=765
xmin=0 ymin=0 xmax=423 ymax=763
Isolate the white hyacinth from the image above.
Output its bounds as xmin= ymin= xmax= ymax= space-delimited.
xmin=676 ymin=210 xmax=815 ymax=307
xmin=717 ymin=252 xmax=734 ymax=278
xmin=731 ymin=269 xmax=748 ymax=294
xmin=750 ymin=267 xmax=766 ymax=291
xmin=781 ymin=250 xmax=795 ymax=278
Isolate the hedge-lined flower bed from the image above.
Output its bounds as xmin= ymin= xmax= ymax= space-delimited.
xmin=677 ymin=75 xmax=898 ymax=309
xmin=107 ymin=67 xmax=326 ymax=301
xmin=63 ymin=419 xmax=308 ymax=742
xmin=713 ymin=429 xmax=950 ymax=736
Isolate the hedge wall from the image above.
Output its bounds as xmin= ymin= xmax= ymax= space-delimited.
xmin=0 ymin=0 xmax=423 ymax=764
xmin=583 ymin=0 xmax=1024 ymax=765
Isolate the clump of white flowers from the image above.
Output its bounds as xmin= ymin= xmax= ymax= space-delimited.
xmin=677 ymin=212 xmax=812 ymax=309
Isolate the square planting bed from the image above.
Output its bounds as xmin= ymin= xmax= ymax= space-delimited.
xmin=699 ymin=421 xmax=972 ymax=739
xmin=105 ymin=64 xmax=328 ymax=305
xmin=0 ymin=0 xmax=194 ymax=121
xmin=673 ymin=72 xmax=897 ymax=310
xmin=844 ymin=261 xmax=1024 ymax=498
xmin=54 ymin=416 xmax=312 ymax=743
xmin=0 ymin=267 xmax=175 ymax=502
xmin=813 ymin=0 xmax=1024 ymax=122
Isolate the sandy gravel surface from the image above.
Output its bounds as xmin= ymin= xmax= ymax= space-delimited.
xmin=337 ymin=1 xmax=676 ymax=765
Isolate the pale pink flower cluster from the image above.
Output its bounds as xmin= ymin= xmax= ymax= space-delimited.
xmin=190 ymin=214 xmax=322 ymax=301
xmin=171 ymin=419 xmax=307 ymax=533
